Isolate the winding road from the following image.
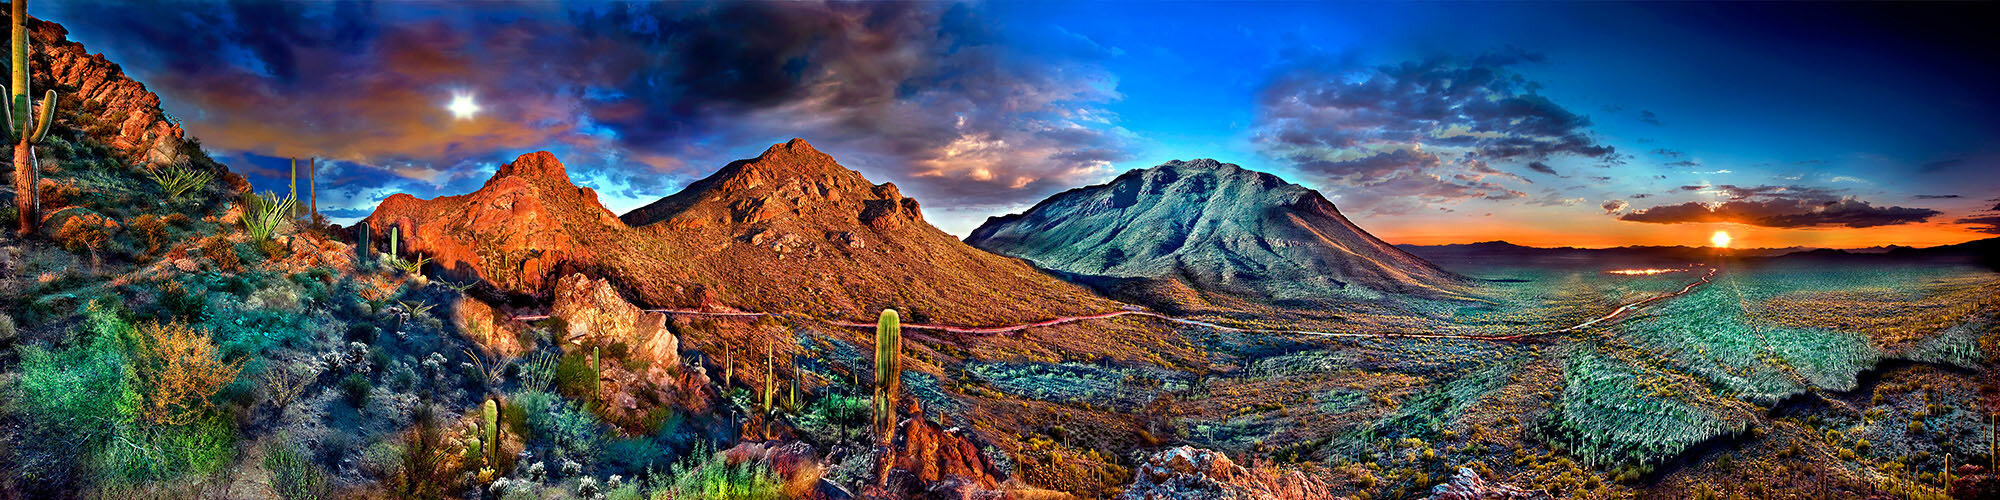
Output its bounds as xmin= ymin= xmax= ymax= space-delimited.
xmin=512 ymin=267 xmax=1716 ymax=343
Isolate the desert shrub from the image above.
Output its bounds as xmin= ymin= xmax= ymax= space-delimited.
xmin=265 ymin=440 xmax=330 ymax=500
xmin=130 ymin=321 xmax=245 ymax=426
xmin=605 ymin=436 xmax=667 ymax=473
xmin=9 ymin=325 xmax=134 ymax=485
xmin=147 ymin=163 xmax=214 ymax=203
xmin=657 ymin=444 xmax=783 ymax=500
xmin=241 ymin=190 xmax=297 ymax=241
xmin=128 ymin=214 xmax=168 ymax=256
xmin=0 ymin=312 xmax=15 ymax=345
xmin=388 ymin=405 xmax=467 ymax=499
xmin=99 ymin=415 xmax=237 ymax=481
xmin=516 ymin=390 xmax=603 ymax=463
xmin=341 ymin=373 xmax=373 ymax=408
xmin=553 ymin=349 xmax=598 ymax=401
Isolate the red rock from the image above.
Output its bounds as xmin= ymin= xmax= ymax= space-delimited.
xmin=21 ymin=16 xmax=185 ymax=166
xmin=1120 ymin=446 xmax=1336 ymax=500
xmin=549 ymin=273 xmax=679 ymax=369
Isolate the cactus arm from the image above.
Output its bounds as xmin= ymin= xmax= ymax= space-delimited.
xmin=29 ymin=89 xmax=53 ymax=143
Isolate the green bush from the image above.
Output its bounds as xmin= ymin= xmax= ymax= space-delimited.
xmin=265 ymin=440 xmax=330 ymax=500
xmin=553 ymin=350 xmax=597 ymax=401
xmin=515 ymin=390 xmax=602 ymax=462
xmin=341 ymin=373 xmax=373 ymax=408
xmin=658 ymin=444 xmax=783 ymax=500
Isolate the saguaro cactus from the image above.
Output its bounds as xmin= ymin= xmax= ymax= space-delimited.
xmin=872 ymin=309 xmax=903 ymax=446
xmin=762 ymin=340 xmax=775 ymax=414
xmin=355 ymin=221 xmax=372 ymax=263
xmin=482 ymin=398 xmax=501 ymax=465
xmin=8 ymin=0 xmax=57 ymax=236
xmin=389 ymin=226 xmax=400 ymax=257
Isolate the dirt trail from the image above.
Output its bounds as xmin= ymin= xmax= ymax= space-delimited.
xmin=512 ymin=267 xmax=1716 ymax=342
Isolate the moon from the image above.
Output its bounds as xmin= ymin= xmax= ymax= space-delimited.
xmin=1710 ymin=231 xmax=1732 ymax=248
xmin=447 ymin=92 xmax=481 ymax=120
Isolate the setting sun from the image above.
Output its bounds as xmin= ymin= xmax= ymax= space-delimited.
xmin=1710 ymin=231 xmax=1732 ymax=248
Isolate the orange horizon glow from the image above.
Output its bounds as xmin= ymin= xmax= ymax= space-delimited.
xmin=1364 ymin=216 xmax=1994 ymax=250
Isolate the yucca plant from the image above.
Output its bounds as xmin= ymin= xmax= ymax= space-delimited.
xmin=242 ymin=190 xmax=298 ymax=241
xmin=386 ymin=253 xmax=433 ymax=276
xmin=147 ymin=163 xmax=213 ymax=202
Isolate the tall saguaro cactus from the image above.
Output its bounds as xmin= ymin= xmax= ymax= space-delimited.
xmin=872 ymin=309 xmax=903 ymax=446
xmin=8 ymin=0 xmax=57 ymax=236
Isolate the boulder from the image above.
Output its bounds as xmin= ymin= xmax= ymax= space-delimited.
xmin=1119 ymin=446 xmax=1335 ymax=500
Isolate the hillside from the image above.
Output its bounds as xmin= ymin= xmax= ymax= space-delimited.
xmin=365 ymin=139 xmax=1118 ymax=325
xmin=966 ymin=158 xmax=1470 ymax=314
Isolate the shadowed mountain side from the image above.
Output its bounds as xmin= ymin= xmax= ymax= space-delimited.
xmin=967 ymin=159 xmax=1472 ymax=315
xmin=366 ymin=140 xmax=1119 ymax=325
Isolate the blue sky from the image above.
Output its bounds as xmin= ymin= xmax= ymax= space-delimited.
xmin=46 ymin=1 xmax=2000 ymax=247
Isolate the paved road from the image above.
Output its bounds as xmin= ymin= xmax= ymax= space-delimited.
xmin=513 ymin=267 xmax=1716 ymax=342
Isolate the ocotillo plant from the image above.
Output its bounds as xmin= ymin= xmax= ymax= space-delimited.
xmin=872 ymin=309 xmax=903 ymax=446
xmin=8 ymin=0 xmax=57 ymax=236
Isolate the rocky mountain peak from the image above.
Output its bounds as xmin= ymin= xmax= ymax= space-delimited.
xmin=492 ymin=151 xmax=573 ymax=184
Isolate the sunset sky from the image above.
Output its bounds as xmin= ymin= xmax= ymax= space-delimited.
xmin=45 ymin=1 xmax=2000 ymax=248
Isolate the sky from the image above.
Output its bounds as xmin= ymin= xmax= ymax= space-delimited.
xmin=44 ymin=1 xmax=2000 ymax=248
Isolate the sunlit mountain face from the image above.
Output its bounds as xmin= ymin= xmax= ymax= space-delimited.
xmin=46 ymin=1 xmax=1999 ymax=249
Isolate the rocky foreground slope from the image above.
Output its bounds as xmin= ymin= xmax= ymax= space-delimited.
xmin=366 ymin=139 xmax=1117 ymax=325
xmin=967 ymin=159 xmax=1469 ymax=314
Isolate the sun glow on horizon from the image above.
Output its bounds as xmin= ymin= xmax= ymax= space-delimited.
xmin=1710 ymin=230 xmax=1732 ymax=248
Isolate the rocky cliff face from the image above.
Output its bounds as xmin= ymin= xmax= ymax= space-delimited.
xmin=18 ymin=16 xmax=186 ymax=167
xmin=967 ymin=159 xmax=1470 ymax=313
xmin=1422 ymin=468 xmax=1551 ymax=500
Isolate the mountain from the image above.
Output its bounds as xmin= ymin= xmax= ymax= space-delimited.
xmin=965 ymin=158 xmax=1469 ymax=313
xmin=25 ymin=15 xmax=187 ymax=167
xmin=365 ymin=140 xmax=1117 ymax=325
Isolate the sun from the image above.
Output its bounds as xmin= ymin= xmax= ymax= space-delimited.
xmin=1710 ymin=230 xmax=1732 ymax=248
xmin=446 ymin=92 xmax=481 ymax=120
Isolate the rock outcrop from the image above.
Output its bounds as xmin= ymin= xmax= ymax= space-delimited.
xmin=1119 ymin=446 xmax=1335 ymax=500
xmin=967 ymin=159 xmax=1470 ymax=313
xmin=1423 ymin=468 xmax=1551 ymax=500
xmin=17 ymin=15 xmax=186 ymax=166
xmin=549 ymin=273 xmax=679 ymax=369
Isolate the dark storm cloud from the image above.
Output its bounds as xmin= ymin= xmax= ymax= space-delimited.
xmin=47 ymin=0 xmax=1130 ymax=215
xmin=1622 ymin=182 xmax=1939 ymax=228
xmin=1960 ymin=215 xmax=2000 ymax=234
xmin=1254 ymin=49 xmax=1614 ymax=212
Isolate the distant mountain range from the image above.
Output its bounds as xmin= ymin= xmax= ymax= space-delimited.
xmin=1399 ymin=238 xmax=2000 ymax=270
xmin=967 ymin=159 xmax=1469 ymax=314
xmin=365 ymin=140 xmax=1119 ymax=325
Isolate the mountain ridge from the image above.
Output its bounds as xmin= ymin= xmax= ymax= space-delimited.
xmin=967 ymin=158 xmax=1469 ymax=314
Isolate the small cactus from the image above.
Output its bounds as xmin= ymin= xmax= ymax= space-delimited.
xmin=591 ymin=346 xmax=602 ymax=402
xmin=389 ymin=226 xmax=400 ymax=257
xmin=482 ymin=398 xmax=500 ymax=465
xmin=762 ymin=340 xmax=775 ymax=414
xmin=872 ymin=309 xmax=902 ymax=446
